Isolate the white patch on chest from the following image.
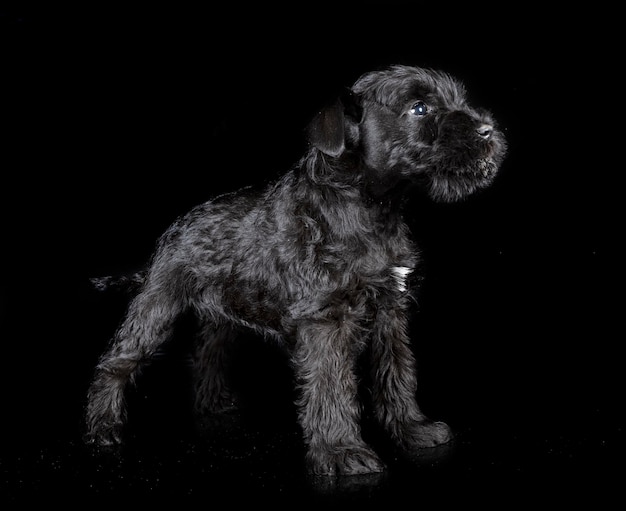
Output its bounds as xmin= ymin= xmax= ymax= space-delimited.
xmin=391 ymin=266 xmax=412 ymax=292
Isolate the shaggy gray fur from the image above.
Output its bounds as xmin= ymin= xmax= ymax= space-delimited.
xmin=85 ymin=65 xmax=506 ymax=475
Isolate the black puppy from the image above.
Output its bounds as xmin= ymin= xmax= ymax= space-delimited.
xmin=85 ymin=65 xmax=507 ymax=475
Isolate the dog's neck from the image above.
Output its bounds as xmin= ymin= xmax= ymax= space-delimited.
xmin=303 ymin=147 xmax=409 ymax=198
xmin=296 ymin=148 xmax=407 ymax=236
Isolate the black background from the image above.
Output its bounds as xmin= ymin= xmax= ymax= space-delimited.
xmin=1 ymin=3 xmax=622 ymax=505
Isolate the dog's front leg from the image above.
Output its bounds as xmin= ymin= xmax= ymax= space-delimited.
xmin=370 ymin=307 xmax=453 ymax=450
xmin=293 ymin=320 xmax=385 ymax=476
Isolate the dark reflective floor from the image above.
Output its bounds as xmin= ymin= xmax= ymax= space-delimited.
xmin=1 ymin=276 xmax=622 ymax=505
xmin=2 ymin=377 xmax=622 ymax=505
xmin=1 ymin=4 xmax=622 ymax=506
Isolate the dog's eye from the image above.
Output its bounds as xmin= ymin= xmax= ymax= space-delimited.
xmin=409 ymin=101 xmax=428 ymax=116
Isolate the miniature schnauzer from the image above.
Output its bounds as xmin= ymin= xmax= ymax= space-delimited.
xmin=85 ymin=64 xmax=507 ymax=476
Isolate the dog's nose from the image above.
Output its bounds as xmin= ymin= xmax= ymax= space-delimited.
xmin=476 ymin=124 xmax=493 ymax=140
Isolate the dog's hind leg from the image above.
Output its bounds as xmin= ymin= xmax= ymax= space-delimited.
xmin=85 ymin=287 xmax=184 ymax=446
xmin=191 ymin=322 xmax=239 ymax=415
xmin=293 ymin=319 xmax=386 ymax=475
xmin=370 ymin=306 xmax=452 ymax=450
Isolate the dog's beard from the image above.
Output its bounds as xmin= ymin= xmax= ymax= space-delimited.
xmin=423 ymin=133 xmax=506 ymax=202
xmin=427 ymin=174 xmax=487 ymax=202
xmin=424 ymin=155 xmax=501 ymax=202
xmin=379 ymin=155 xmax=499 ymax=203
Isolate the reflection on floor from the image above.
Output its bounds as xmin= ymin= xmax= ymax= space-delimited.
xmin=1 ymin=337 xmax=622 ymax=505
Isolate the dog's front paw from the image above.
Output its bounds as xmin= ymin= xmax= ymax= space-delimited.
xmin=306 ymin=444 xmax=386 ymax=476
xmin=402 ymin=420 xmax=453 ymax=449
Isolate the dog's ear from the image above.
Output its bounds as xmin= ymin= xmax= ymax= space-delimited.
xmin=306 ymin=98 xmax=346 ymax=157
xmin=306 ymin=89 xmax=362 ymax=157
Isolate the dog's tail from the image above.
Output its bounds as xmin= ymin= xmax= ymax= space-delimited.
xmin=90 ymin=271 xmax=147 ymax=294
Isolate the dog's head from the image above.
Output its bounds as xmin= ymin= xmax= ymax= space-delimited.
xmin=307 ymin=65 xmax=507 ymax=202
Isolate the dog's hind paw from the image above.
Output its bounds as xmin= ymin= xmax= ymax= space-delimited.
xmin=307 ymin=444 xmax=386 ymax=476
xmin=194 ymin=391 xmax=240 ymax=416
xmin=83 ymin=422 xmax=124 ymax=448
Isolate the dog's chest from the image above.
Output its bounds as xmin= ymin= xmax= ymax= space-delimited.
xmin=390 ymin=265 xmax=413 ymax=292
xmin=331 ymin=218 xmax=417 ymax=295
xmin=346 ymin=237 xmax=416 ymax=296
